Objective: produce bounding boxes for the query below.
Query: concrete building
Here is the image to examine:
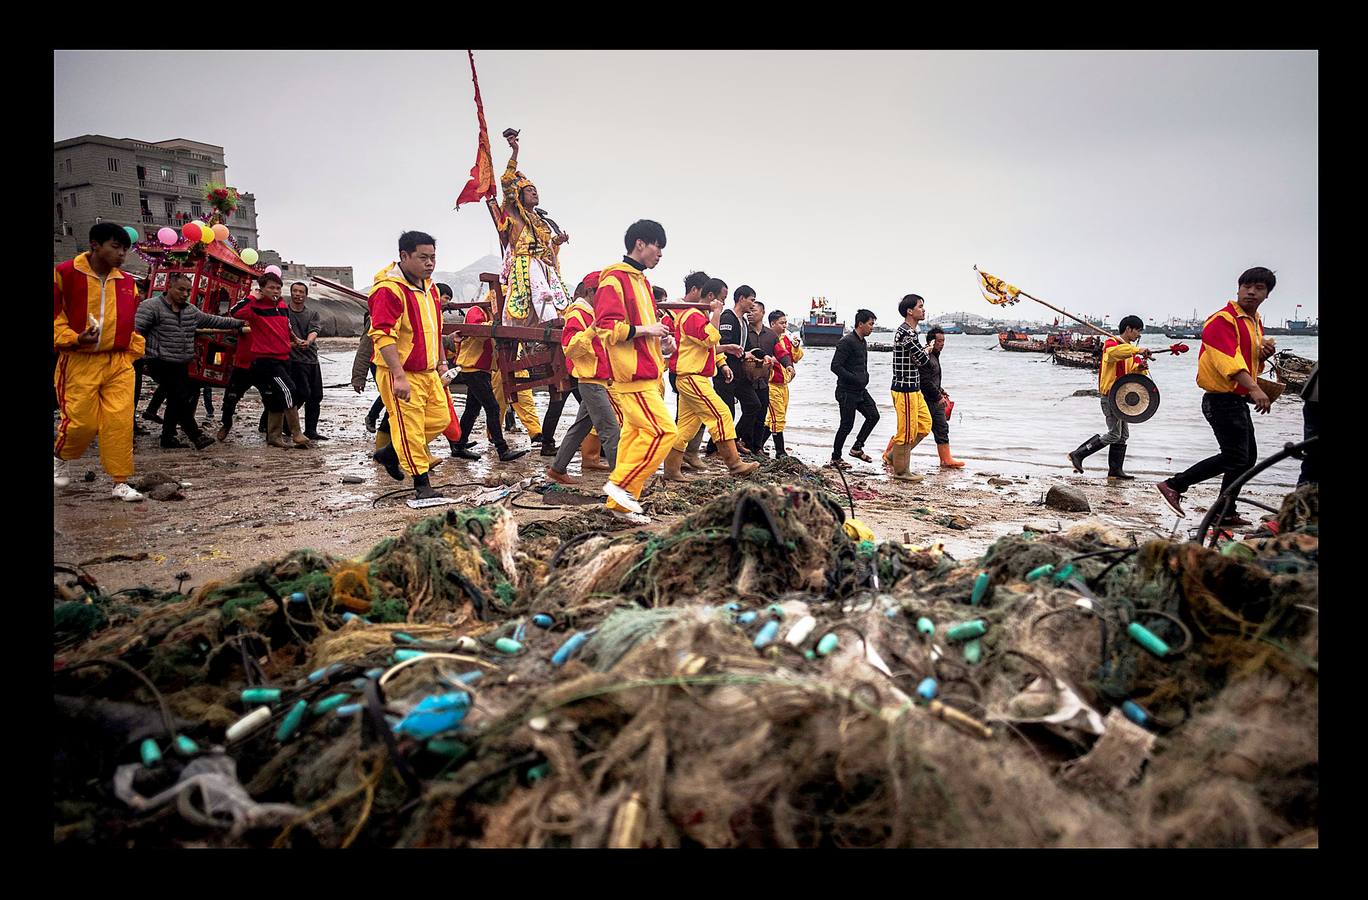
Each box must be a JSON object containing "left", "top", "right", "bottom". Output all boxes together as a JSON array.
[
  {"left": 54, "top": 134, "right": 260, "bottom": 270},
  {"left": 257, "top": 250, "right": 354, "bottom": 289}
]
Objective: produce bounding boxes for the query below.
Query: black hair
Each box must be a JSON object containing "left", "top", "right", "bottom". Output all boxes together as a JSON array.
[
  {"left": 167, "top": 271, "right": 192, "bottom": 286},
  {"left": 573, "top": 281, "right": 590, "bottom": 299},
  {"left": 290, "top": 281, "right": 309, "bottom": 294},
  {"left": 684, "top": 270, "right": 710, "bottom": 294},
  {"left": 855, "top": 309, "right": 877, "bottom": 326},
  {"left": 258, "top": 272, "right": 283, "bottom": 287},
  {"left": 750, "top": 299, "right": 765, "bottom": 312},
  {"left": 701, "top": 277, "right": 728, "bottom": 298},
  {"left": 623, "top": 219, "right": 666, "bottom": 252},
  {"left": 768, "top": 309, "right": 787, "bottom": 324},
  {"left": 436, "top": 282, "right": 453, "bottom": 299},
  {"left": 898, "top": 294, "right": 925, "bottom": 317},
  {"left": 926, "top": 325, "right": 945, "bottom": 340},
  {"left": 733, "top": 285, "right": 756, "bottom": 303},
  {"left": 1238, "top": 267, "right": 1277, "bottom": 293},
  {"left": 653, "top": 285, "right": 668, "bottom": 301},
  {"left": 89, "top": 221, "right": 130, "bottom": 248},
  {"left": 1118, "top": 315, "right": 1144, "bottom": 333},
  {"left": 398, "top": 231, "right": 437, "bottom": 254}
]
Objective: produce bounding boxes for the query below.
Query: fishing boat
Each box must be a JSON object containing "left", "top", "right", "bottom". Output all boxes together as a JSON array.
[
  {"left": 868, "top": 341, "right": 894, "bottom": 353},
  {"left": 1051, "top": 349, "right": 1099, "bottom": 370},
  {"left": 801, "top": 296, "right": 845, "bottom": 347},
  {"left": 998, "top": 330, "right": 1049, "bottom": 353},
  {"left": 1269, "top": 350, "right": 1314, "bottom": 392},
  {"left": 1044, "top": 332, "right": 1103, "bottom": 355}
]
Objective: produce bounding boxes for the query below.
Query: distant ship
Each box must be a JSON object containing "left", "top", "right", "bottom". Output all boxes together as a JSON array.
[{"left": 801, "top": 297, "right": 846, "bottom": 347}]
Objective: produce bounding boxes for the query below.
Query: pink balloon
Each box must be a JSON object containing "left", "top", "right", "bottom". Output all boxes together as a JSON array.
[
  {"left": 157, "top": 227, "right": 178, "bottom": 246},
  {"left": 264, "top": 265, "right": 282, "bottom": 277}
]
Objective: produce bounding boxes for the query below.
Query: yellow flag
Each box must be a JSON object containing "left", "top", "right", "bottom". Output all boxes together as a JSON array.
[{"left": 974, "top": 266, "right": 1022, "bottom": 306}]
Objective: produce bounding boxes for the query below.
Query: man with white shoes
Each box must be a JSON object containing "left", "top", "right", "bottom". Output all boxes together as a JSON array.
[{"left": 54, "top": 223, "right": 147, "bottom": 501}]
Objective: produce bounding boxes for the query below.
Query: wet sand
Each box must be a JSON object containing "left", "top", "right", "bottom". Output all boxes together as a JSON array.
[{"left": 53, "top": 340, "right": 1260, "bottom": 596}]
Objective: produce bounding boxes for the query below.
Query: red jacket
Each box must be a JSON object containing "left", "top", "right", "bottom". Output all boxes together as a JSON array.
[{"left": 232, "top": 295, "right": 291, "bottom": 360}]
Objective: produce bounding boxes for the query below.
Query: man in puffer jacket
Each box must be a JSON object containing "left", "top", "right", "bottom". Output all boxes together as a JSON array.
[{"left": 134, "top": 271, "right": 247, "bottom": 449}]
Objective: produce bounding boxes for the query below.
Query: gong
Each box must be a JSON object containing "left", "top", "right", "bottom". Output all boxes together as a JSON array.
[{"left": 1109, "top": 373, "right": 1160, "bottom": 423}]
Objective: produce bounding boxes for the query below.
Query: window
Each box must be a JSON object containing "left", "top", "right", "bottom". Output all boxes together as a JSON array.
[
  {"left": 64, "top": 158, "right": 72, "bottom": 173},
  {"left": 111, "top": 192, "right": 123, "bottom": 207},
  {"left": 160, "top": 165, "right": 173, "bottom": 182},
  {"left": 191, "top": 202, "right": 203, "bottom": 218},
  {"left": 164, "top": 199, "right": 174, "bottom": 219},
  {"left": 68, "top": 192, "right": 78, "bottom": 208},
  {"left": 187, "top": 171, "right": 199, "bottom": 186},
  {"left": 107, "top": 157, "right": 119, "bottom": 172}
]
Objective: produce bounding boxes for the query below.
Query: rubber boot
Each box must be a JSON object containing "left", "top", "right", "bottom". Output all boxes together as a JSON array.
[
  {"left": 373, "top": 443, "right": 404, "bottom": 481},
  {"left": 266, "top": 412, "right": 290, "bottom": 448},
  {"left": 681, "top": 449, "right": 706, "bottom": 470},
  {"left": 258, "top": 410, "right": 268, "bottom": 433},
  {"left": 450, "top": 438, "right": 480, "bottom": 461},
  {"left": 663, "top": 448, "right": 693, "bottom": 483},
  {"left": 284, "top": 408, "right": 312, "bottom": 448},
  {"left": 580, "top": 434, "right": 610, "bottom": 470},
  {"left": 937, "top": 443, "right": 966, "bottom": 468},
  {"left": 1068, "top": 434, "right": 1106, "bottom": 473},
  {"left": 889, "top": 443, "right": 923, "bottom": 482},
  {"left": 773, "top": 433, "right": 787, "bottom": 458},
  {"left": 413, "top": 471, "right": 442, "bottom": 500},
  {"left": 719, "top": 439, "right": 759, "bottom": 475},
  {"left": 215, "top": 422, "right": 230, "bottom": 442},
  {"left": 1107, "top": 442, "right": 1135, "bottom": 480}
]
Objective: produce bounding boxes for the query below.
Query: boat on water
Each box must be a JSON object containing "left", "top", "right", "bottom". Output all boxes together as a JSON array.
[
  {"left": 1052, "top": 349, "right": 1099, "bottom": 370},
  {"left": 963, "top": 323, "right": 998, "bottom": 335},
  {"left": 868, "top": 341, "right": 894, "bottom": 353},
  {"left": 998, "top": 330, "right": 1050, "bottom": 353},
  {"left": 1044, "top": 332, "right": 1103, "bottom": 355},
  {"left": 1269, "top": 350, "right": 1314, "bottom": 392},
  {"left": 801, "top": 297, "right": 845, "bottom": 347}
]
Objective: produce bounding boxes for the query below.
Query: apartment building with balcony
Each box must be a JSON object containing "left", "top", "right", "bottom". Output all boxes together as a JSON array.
[{"left": 54, "top": 135, "right": 260, "bottom": 271}]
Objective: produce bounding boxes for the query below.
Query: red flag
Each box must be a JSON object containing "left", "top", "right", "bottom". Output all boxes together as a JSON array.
[{"left": 455, "top": 50, "right": 496, "bottom": 208}]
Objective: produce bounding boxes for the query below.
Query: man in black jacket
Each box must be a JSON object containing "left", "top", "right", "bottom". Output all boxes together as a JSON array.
[
  {"left": 919, "top": 326, "right": 965, "bottom": 467},
  {"left": 714, "top": 285, "right": 763, "bottom": 454},
  {"left": 829, "top": 309, "right": 879, "bottom": 468}
]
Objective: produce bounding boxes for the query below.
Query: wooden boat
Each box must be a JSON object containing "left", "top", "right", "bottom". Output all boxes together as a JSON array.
[
  {"left": 1045, "top": 332, "right": 1103, "bottom": 354},
  {"left": 998, "top": 330, "right": 1049, "bottom": 353},
  {"left": 1269, "top": 350, "right": 1314, "bottom": 392},
  {"left": 868, "top": 341, "right": 894, "bottom": 352},
  {"left": 1052, "top": 349, "right": 1100, "bottom": 370}
]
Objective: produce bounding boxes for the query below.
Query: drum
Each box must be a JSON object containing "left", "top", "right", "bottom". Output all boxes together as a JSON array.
[{"left": 1108, "top": 373, "right": 1160, "bottom": 423}]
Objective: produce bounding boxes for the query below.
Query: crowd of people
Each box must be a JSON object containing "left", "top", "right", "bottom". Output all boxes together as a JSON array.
[{"left": 54, "top": 188, "right": 1316, "bottom": 523}]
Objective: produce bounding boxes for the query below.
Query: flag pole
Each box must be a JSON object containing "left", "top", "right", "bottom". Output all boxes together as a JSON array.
[{"left": 1015, "top": 290, "right": 1119, "bottom": 342}]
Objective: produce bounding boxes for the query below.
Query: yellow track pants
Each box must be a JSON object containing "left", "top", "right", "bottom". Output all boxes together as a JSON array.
[
  {"left": 54, "top": 350, "right": 137, "bottom": 480},
  {"left": 673, "top": 373, "right": 736, "bottom": 451},
  {"left": 377, "top": 368, "right": 452, "bottom": 477},
  {"left": 884, "top": 389, "right": 932, "bottom": 458},
  {"left": 605, "top": 387, "right": 679, "bottom": 510}
]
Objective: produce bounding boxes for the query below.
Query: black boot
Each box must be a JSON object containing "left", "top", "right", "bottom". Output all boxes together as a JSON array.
[
  {"left": 413, "top": 471, "right": 442, "bottom": 500},
  {"left": 773, "top": 433, "right": 787, "bottom": 457},
  {"left": 373, "top": 443, "right": 404, "bottom": 481},
  {"left": 258, "top": 410, "right": 268, "bottom": 433},
  {"left": 449, "top": 439, "right": 480, "bottom": 461},
  {"left": 498, "top": 444, "right": 529, "bottom": 462},
  {"left": 1108, "top": 442, "right": 1135, "bottom": 479},
  {"left": 1068, "top": 434, "right": 1106, "bottom": 473}
]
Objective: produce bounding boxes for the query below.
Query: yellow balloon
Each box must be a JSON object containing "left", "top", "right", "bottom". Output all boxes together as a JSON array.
[
  {"left": 240, "top": 248, "right": 259, "bottom": 265},
  {"left": 200, "top": 226, "right": 215, "bottom": 244},
  {"left": 212, "top": 223, "right": 230, "bottom": 242}
]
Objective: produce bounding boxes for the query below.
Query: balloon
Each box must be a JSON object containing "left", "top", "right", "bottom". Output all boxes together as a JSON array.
[
  {"left": 200, "top": 227, "right": 215, "bottom": 244},
  {"left": 123, "top": 226, "right": 140, "bottom": 245},
  {"left": 239, "top": 248, "right": 259, "bottom": 265},
  {"left": 212, "top": 223, "right": 230, "bottom": 242},
  {"left": 182, "top": 222, "right": 202, "bottom": 242},
  {"left": 264, "top": 265, "right": 282, "bottom": 277},
  {"left": 157, "top": 227, "right": 177, "bottom": 246},
  {"left": 191, "top": 220, "right": 207, "bottom": 230}
]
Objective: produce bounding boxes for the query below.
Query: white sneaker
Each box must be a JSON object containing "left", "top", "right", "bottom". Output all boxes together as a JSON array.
[
  {"left": 603, "top": 481, "right": 644, "bottom": 514},
  {"left": 54, "top": 458, "right": 71, "bottom": 488},
  {"left": 610, "top": 509, "right": 651, "bottom": 526},
  {"left": 112, "top": 482, "right": 145, "bottom": 502}
]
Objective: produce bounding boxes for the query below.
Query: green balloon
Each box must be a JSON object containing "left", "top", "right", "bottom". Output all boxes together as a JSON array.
[{"left": 123, "top": 225, "right": 140, "bottom": 245}]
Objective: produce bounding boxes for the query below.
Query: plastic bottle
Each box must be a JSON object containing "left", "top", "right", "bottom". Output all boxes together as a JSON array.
[
  {"left": 946, "top": 619, "right": 987, "bottom": 642},
  {"left": 916, "top": 678, "right": 938, "bottom": 701},
  {"left": 1121, "top": 700, "right": 1149, "bottom": 727},
  {"left": 766, "top": 605, "right": 786, "bottom": 619},
  {"left": 288, "top": 591, "right": 308, "bottom": 605},
  {"left": 140, "top": 738, "right": 162, "bottom": 768},
  {"left": 173, "top": 734, "right": 199, "bottom": 756},
  {"left": 916, "top": 617, "right": 935, "bottom": 635},
  {"left": 785, "top": 615, "right": 818, "bottom": 647},
  {"left": 753, "top": 620, "right": 780, "bottom": 649},
  {"left": 307, "top": 662, "right": 345, "bottom": 683},
  {"left": 532, "top": 614, "right": 554, "bottom": 629},
  {"left": 393, "top": 632, "right": 417, "bottom": 644},
  {"left": 970, "top": 571, "right": 991, "bottom": 605},
  {"left": 334, "top": 703, "right": 364, "bottom": 717},
  {"left": 226, "top": 706, "right": 272, "bottom": 742},
  {"left": 312, "top": 694, "right": 350, "bottom": 716},
  {"left": 963, "top": 639, "right": 983, "bottom": 664},
  {"left": 737, "top": 611, "right": 759, "bottom": 626},
  {"left": 241, "top": 687, "right": 282, "bottom": 704},
  {"left": 394, "top": 649, "right": 427, "bottom": 662},
  {"left": 495, "top": 637, "right": 523, "bottom": 654},
  {"left": 1026, "top": 564, "right": 1055, "bottom": 582},
  {"left": 816, "top": 633, "right": 840, "bottom": 657},
  {"left": 1051, "top": 563, "right": 1076, "bottom": 585}
]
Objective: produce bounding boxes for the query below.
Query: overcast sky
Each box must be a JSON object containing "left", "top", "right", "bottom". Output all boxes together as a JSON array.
[{"left": 55, "top": 50, "right": 1317, "bottom": 326}]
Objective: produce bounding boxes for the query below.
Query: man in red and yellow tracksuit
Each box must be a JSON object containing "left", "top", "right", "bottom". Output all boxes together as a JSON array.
[
  {"left": 367, "top": 232, "right": 457, "bottom": 499},
  {"left": 764, "top": 309, "right": 803, "bottom": 458},
  {"left": 53, "top": 224, "right": 146, "bottom": 501},
  {"left": 667, "top": 280, "right": 758, "bottom": 481},
  {"left": 593, "top": 220, "right": 678, "bottom": 521},
  {"left": 1158, "top": 267, "right": 1278, "bottom": 525},
  {"left": 1067, "top": 315, "right": 1151, "bottom": 479},
  {"left": 545, "top": 272, "right": 623, "bottom": 485}
]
